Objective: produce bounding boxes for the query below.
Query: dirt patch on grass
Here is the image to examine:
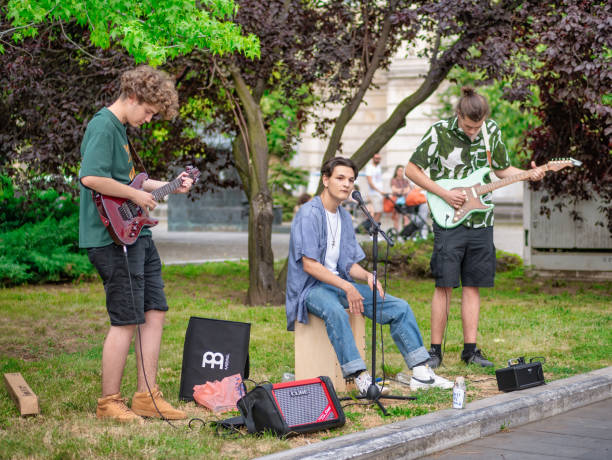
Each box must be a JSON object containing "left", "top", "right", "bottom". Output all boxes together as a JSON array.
[
  {"left": 521, "top": 275, "right": 612, "bottom": 297},
  {"left": 0, "top": 313, "right": 107, "bottom": 361}
]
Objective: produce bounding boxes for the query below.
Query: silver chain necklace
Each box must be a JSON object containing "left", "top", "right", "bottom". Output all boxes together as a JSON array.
[{"left": 325, "top": 209, "right": 339, "bottom": 247}]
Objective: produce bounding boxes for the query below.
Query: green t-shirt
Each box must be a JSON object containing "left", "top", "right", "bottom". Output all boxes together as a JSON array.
[
  {"left": 78, "top": 107, "right": 151, "bottom": 248},
  {"left": 409, "top": 116, "right": 511, "bottom": 228}
]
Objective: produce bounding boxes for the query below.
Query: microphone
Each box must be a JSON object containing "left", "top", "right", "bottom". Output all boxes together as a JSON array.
[{"left": 351, "top": 190, "right": 365, "bottom": 205}]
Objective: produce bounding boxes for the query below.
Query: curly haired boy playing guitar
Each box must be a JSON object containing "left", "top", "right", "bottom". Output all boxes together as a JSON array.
[{"left": 79, "top": 66, "right": 193, "bottom": 422}]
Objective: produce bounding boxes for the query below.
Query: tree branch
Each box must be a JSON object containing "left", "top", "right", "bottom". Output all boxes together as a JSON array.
[
  {"left": 349, "top": 43, "right": 464, "bottom": 171},
  {"left": 316, "top": 0, "right": 399, "bottom": 191},
  {"left": 59, "top": 22, "right": 113, "bottom": 61},
  {"left": 229, "top": 64, "right": 269, "bottom": 194},
  {"left": 0, "top": 4, "right": 57, "bottom": 38}
]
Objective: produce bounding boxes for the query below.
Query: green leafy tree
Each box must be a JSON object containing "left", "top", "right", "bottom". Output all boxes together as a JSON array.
[
  {"left": 1, "top": 0, "right": 259, "bottom": 196},
  {"left": 4, "top": 0, "right": 259, "bottom": 63},
  {"left": 263, "top": 88, "right": 310, "bottom": 221}
]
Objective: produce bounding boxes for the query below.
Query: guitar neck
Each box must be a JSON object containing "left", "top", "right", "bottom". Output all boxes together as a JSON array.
[
  {"left": 151, "top": 177, "right": 183, "bottom": 202},
  {"left": 475, "top": 164, "right": 548, "bottom": 195}
]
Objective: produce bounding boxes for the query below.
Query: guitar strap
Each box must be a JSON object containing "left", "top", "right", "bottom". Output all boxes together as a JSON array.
[
  {"left": 481, "top": 121, "right": 492, "bottom": 167},
  {"left": 127, "top": 138, "right": 148, "bottom": 176}
]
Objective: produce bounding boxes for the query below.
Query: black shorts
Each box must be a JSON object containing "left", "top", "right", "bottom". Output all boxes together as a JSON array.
[
  {"left": 87, "top": 236, "right": 168, "bottom": 326},
  {"left": 430, "top": 223, "right": 496, "bottom": 288}
]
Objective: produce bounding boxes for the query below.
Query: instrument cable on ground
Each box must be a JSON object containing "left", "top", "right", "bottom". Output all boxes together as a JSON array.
[
  {"left": 440, "top": 214, "right": 451, "bottom": 366},
  {"left": 122, "top": 244, "right": 178, "bottom": 429}
]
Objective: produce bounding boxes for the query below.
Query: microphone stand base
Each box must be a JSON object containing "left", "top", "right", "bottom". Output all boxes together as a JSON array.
[{"left": 339, "top": 387, "right": 417, "bottom": 417}]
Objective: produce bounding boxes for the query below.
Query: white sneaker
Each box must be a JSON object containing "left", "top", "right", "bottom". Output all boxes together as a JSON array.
[
  {"left": 410, "top": 365, "right": 454, "bottom": 390},
  {"left": 354, "top": 371, "right": 389, "bottom": 396}
]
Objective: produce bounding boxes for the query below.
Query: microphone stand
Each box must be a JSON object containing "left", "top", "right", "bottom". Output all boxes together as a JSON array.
[{"left": 341, "top": 198, "right": 416, "bottom": 415}]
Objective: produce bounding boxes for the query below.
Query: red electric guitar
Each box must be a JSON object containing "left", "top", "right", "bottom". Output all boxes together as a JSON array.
[{"left": 93, "top": 166, "right": 200, "bottom": 245}]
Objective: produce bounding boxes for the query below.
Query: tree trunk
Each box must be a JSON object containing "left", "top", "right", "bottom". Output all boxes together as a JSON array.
[
  {"left": 276, "top": 256, "right": 289, "bottom": 292},
  {"left": 230, "top": 66, "right": 284, "bottom": 305},
  {"left": 350, "top": 55, "right": 455, "bottom": 170},
  {"left": 246, "top": 191, "right": 284, "bottom": 305}
]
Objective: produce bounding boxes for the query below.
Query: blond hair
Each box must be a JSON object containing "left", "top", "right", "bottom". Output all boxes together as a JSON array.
[{"left": 120, "top": 65, "right": 179, "bottom": 120}]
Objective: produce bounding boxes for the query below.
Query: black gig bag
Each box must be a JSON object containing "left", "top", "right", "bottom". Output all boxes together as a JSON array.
[{"left": 179, "top": 316, "right": 250, "bottom": 401}]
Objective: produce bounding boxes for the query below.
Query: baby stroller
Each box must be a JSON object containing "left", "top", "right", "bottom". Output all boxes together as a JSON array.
[{"left": 385, "top": 195, "right": 431, "bottom": 244}]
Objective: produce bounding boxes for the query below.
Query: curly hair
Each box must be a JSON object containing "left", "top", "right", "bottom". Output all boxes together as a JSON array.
[{"left": 120, "top": 65, "right": 179, "bottom": 120}]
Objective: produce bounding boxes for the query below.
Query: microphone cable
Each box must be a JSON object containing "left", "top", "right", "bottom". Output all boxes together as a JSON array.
[
  {"left": 376, "top": 240, "right": 391, "bottom": 394},
  {"left": 122, "top": 244, "right": 178, "bottom": 429},
  {"left": 439, "top": 214, "right": 452, "bottom": 366}
]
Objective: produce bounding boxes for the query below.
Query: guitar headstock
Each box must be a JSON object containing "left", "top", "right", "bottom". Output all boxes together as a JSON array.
[
  {"left": 185, "top": 165, "right": 201, "bottom": 184},
  {"left": 546, "top": 157, "right": 582, "bottom": 172}
]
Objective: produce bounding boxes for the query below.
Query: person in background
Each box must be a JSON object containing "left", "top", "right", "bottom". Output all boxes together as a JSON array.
[
  {"left": 364, "top": 153, "right": 385, "bottom": 224},
  {"left": 390, "top": 165, "right": 429, "bottom": 239},
  {"left": 390, "top": 165, "right": 410, "bottom": 232},
  {"left": 293, "top": 192, "right": 312, "bottom": 216}
]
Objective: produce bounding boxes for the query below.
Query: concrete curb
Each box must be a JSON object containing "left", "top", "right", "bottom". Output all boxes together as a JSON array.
[{"left": 257, "top": 366, "right": 612, "bottom": 460}]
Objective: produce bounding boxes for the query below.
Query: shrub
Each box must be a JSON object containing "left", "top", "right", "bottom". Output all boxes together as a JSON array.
[
  {"left": 0, "top": 214, "right": 95, "bottom": 286},
  {"left": 495, "top": 250, "right": 523, "bottom": 272},
  {"left": 0, "top": 175, "right": 79, "bottom": 232},
  {"left": 359, "top": 239, "right": 434, "bottom": 278},
  {"left": 0, "top": 176, "right": 94, "bottom": 286},
  {"left": 359, "top": 238, "right": 522, "bottom": 278}
]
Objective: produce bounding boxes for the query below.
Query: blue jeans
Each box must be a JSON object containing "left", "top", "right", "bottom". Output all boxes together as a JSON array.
[{"left": 304, "top": 282, "right": 430, "bottom": 377}]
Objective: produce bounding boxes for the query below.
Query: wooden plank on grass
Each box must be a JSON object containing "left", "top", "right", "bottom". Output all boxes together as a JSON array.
[{"left": 3, "top": 373, "right": 39, "bottom": 416}]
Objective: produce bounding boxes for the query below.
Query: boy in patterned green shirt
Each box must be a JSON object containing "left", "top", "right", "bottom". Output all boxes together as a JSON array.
[{"left": 405, "top": 87, "right": 544, "bottom": 368}]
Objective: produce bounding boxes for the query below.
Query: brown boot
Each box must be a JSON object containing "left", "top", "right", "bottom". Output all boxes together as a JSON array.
[
  {"left": 131, "top": 386, "right": 187, "bottom": 420},
  {"left": 97, "top": 393, "right": 144, "bottom": 424}
]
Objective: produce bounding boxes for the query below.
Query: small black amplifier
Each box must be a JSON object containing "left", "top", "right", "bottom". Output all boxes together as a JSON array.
[{"left": 495, "top": 357, "right": 545, "bottom": 392}]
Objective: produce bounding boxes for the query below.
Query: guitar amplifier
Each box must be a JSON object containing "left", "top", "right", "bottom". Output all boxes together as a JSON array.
[
  {"left": 495, "top": 357, "right": 545, "bottom": 392},
  {"left": 270, "top": 377, "right": 344, "bottom": 432},
  {"left": 237, "top": 376, "right": 345, "bottom": 436}
]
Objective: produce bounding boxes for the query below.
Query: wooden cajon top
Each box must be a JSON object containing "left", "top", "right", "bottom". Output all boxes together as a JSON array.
[{"left": 4, "top": 372, "right": 40, "bottom": 416}]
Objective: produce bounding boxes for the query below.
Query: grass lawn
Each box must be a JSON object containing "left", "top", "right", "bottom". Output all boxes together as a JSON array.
[{"left": 1, "top": 260, "right": 610, "bottom": 459}]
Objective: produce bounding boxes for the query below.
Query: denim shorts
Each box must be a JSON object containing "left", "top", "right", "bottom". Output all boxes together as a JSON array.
[
  {"left": 430, "top": 223, "right": 496, "bottom": 288},
  {"left": 87, "top": 236, "right": 168, "bottom": 326}
]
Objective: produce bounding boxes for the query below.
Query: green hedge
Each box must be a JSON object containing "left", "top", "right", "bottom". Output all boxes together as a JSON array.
[
  {"left": 0, "top": 176, "right": 94, "bottom": 286},
  {"left": 359, "top": 238, "right": 522, "bottom": 278},
  {"left": 0, "top": 214, "right": 95, "bottom": 286},
  {"left": 0, "top": 175, "right": 79, "bottom": 232}
]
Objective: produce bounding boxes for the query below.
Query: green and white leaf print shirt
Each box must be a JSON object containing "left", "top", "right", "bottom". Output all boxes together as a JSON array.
[{"left": 409, "top": 117, "right": 511, "bottom": 228}]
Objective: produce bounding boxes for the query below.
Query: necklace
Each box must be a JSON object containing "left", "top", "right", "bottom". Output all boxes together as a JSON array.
[{"left": 325, "top": 209, "right": 340, "bottom": 248}]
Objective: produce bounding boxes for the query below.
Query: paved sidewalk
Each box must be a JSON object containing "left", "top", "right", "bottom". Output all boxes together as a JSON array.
[
  {"left": 257, "top": 367, "right": 612, "bottom": 460},
  {"left": 150, "top": 221, "right": 524, "bottom": 265},
  {"left": 423, "top": 398, "right": 612, "bottom": 459}
]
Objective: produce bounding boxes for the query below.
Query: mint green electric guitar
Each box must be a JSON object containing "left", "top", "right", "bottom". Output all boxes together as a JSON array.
[{"left": 427, "top": 158, "right": 582, "bottom": 228}]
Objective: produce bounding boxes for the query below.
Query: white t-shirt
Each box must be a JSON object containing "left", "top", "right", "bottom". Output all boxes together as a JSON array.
[
  {"left": 324, "top": 209, "right": 341, "bottom": 274},
  {"left": 365, "top": 162, "right": 383, "bottom": 197}
]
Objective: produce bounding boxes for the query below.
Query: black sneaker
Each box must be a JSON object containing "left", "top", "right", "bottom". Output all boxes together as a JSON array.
[
  {"left": 461, "top": 348, "right": 494, "bottom": 367},
  {"left": 425, "top": 348, "right": 442, "bottom": 369}
]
